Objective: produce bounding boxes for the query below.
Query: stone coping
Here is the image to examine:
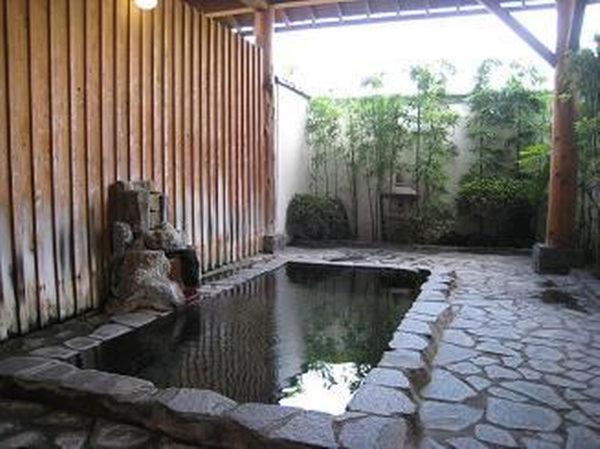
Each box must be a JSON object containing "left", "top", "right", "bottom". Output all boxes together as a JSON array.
[{"left": 0, "top": 256, "right": 456, "bottom": 448}]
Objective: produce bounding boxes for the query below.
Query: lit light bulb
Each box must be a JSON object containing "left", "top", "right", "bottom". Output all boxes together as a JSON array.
[{"left": 134, "top": 0, "right": 158, "bottom": 10}]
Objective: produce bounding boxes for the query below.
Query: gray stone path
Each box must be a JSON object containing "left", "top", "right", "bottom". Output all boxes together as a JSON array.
[
  {"left": 0, "top": 397, "right": 204, "bottom": 448},
  {"left": 415, "top": 253, "right": 600, "bottom": 449},
  {"left": 0, "top": 245, "right": 599, "bottom": 448},
  {"left": 284, "top": 246, "right": 600, "bottom": 448}
]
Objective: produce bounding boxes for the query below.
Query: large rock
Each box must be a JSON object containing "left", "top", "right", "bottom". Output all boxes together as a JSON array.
[
  {"left": 108, "top": 250, "right": 185, "bottom": 313},
  {"left": 144, "top": 222, "right": 185, "bottom": 252}
]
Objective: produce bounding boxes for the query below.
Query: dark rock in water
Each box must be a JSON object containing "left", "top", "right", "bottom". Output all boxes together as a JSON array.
[
  {"left": 107, "top": 250, "right": 185, "bottom": 313},
  {"left": 167, "top": 247, "right": 201, "bottom": 288},
  {"left": 107, "top": 180, "right": 199, "bottom": 313}
]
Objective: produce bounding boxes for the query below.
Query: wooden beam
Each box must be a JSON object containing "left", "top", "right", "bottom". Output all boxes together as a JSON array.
[
  {"left": 476, "top": 0, "right": 556, "bottom": 66},
  {"left": 239, "top": 0, "right": 269, "bottom": 10},
  {"left": 568, "top": 0, "right": 587, "bottom": 50},
  {"left": 204, "top": 0, "right": 355, "bottom": 18}
]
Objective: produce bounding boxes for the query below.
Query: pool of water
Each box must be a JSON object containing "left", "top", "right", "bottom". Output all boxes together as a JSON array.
[{"left": 78, "top": 263, "right": 423, "bottom": 414}]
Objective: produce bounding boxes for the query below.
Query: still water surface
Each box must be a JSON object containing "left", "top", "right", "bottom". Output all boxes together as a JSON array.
[{"left": 81, "top": 263, "right": 421, "bottom": 414}]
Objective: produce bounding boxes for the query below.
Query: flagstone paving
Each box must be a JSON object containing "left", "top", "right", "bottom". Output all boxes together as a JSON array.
[
  {"left": 284, "top": 246, "right": 600, "bottom": 448},
  {"left": 0, "top": 245, "right": 599, "bottom": 448}
]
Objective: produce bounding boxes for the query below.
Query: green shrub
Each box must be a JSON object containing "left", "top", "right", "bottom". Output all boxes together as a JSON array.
[
  {"left": 457, "top": 176, "right": 535, "bottom": 245},
  {"left": 286, "top": 194, "right": 351, "bottom": 241},
  {"left": 457, "top": 177, "right": 531, "bottom": 211},
  {"left": 392, "top": 202, "right": 455, "bottom": 244}
]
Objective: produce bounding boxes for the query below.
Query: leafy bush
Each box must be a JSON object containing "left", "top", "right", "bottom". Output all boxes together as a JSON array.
[
  {"left": 286, "top": 194, "right": 351, "bottom": 241},
  {"left": 402, "top": 202, "right": 456, "bottom": 244},
  {"left": 458, "top": 177, "right": 531, "bottom": 210},
  {"left": 457, "top": 177, "right": 535, "bottom": 245}
]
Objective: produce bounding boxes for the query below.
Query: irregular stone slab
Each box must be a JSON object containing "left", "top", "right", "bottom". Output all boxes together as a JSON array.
[
  {"left": 389, "top": 332, "right": 429, "bottom": 352},
  {"left": 226, "top": 403, "right": 300, "bottom": 433},
  {"left": 29, "top": 345, "right": 79, "bottom": 360},
  {"left": 418, "top": 291, "right": 447, "bottom": 301},
  {"left": 531, "top": 329, "right": 590, "bottom": 344},
  {"left": 539, "top": 433, "right": 563, "bottom": 444},
  {"left": 566, "top": 389, "right": 588, "bottom": 401},
  {"left": 269, "top": 411, "right": 336, "bottom": 448},
  {"left": 420, "top": 401, "right": 483, "bottom": 431},
  {"left": 488, "top": 387, "right": 528, "bottom": 403},
  {"left": 566, "top": 426, "right": 600, "bottom": 449},
  {"left": 34, "top": 410, "right": 92, "bottom": 428},
  {"left": 443, "top": 330, "right": 475, "bottom": 348},
  {"left": 487, "top": 398, "right": 561, "bottom": 431},
  {"left": 465, "top": 376, "right": 491, "bottom": 392},
  {"left": 110, "top": 311, "right": 158, "bottom": 328},
  {"left": 502, "top": 356, "right": 523, "bottom": 368},
  {"left": 484, "top": 365, "right": 522, "bottom": 380},
  {"left": 528, "top": 360, "right": 564, "bottom": 374},
  {"left": 0, "top": 431, "right": 47, "bottom": 448},
  {"left": 17, "top": 359, "right": 78, "bottom": 384},
  {"left": 447, "top": 362, "right": 481, "bottom": 375},
  {"left": 379, "top": 350, "right": 425, "bottom": 373},
  {"left": 519, "top": 367, "right": 543, "bottom": 380},
  {"left": 472, "top": 356, "right": 497, "bottom": 367},
  {"left": 364, "top": 367, "right": 410, "bottom": 389},
  {"left": 564, "top": 360, "right": 591, "bottom": 371},
  {"left": 0, "top": 399, "right": 49, "bottom": 417},
  {"left": 91, "top": 420, "right": 151, "bottom": 449},
  {"left": 88, "top": 324, "right": 130, "bottom": 341},
  {"left": 338, "top": 415, "right": 407, "bottom": 449},
  {"left": 471, "top": 326, "right": 521, "bottom": 341},
  {"left": 566, "top": 371, "right": 594, "bottom": 383},
  {"left": 397, "top": 319, "right": 433, "bottom": 337},
  {"left": 447, "top": 436, "right": 488, "bottom": 449},
  {"left": 543, "top": 374, "right": 586, "bottom": 390},
  {"left": 410, "top": 301, "right": 449, "bottom": 317},
  {"left": 0, "top": 422, "right": 17, "bottom": 436},
  {"left": 421, "top": 369, "right": 476, "bottom": 402},
  {"left": 576, "top": 401, "right": 600, "bottom": 417},
  {"left": 501, "top": 381, "right": 570, "bottom": 409},
  {"left": 0, "top": 356, "right": 55, "bottom": 377},
  {"left": 566, "top": 410, "right": 600, "bottom": 429},
  {"left": 435, "top": 343, "right": 478, "bottom": 365},
  {"left": 63, "top": 336, "right": 101, "bottom": 351},
  {"left": 451, "top": 318, "right": 485, "bottom": 330},
  {"left": 348, "top": 384, "right": 415, "bottom": 416},
  {"left": 54, "top": 431, "right": 88, "bottom": 449},
  {"left": 420, "top": 437, "right": 445, "bottom": 449},
  {"left": 157, "top": 388, "right": 236, "bottom": 417},
  {"left": 525, "top": 345, "right": 564, "bottom": 362},
  {"left": 522, "top": 437, "right": 560, "bottom": 449},
  {"left": 476, "top": 342, "right": 518, "bottom": 357},
  {"left": 475, "top": 423, "right": 517, "bottom": 447}
]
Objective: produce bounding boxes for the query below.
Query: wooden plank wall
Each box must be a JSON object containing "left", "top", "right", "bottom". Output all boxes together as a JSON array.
[{"left": 0, "top": 0, "right": 266, "bottom": 340}]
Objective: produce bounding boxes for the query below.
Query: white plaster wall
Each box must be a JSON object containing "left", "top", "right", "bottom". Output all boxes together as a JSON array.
[{"left": 275, "top": 81, "right": 311, "bottom": 237}]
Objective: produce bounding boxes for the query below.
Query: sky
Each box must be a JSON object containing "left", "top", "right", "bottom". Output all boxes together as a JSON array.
[{"left": 272, "top": 4, "right": 600, "bottom": 96}]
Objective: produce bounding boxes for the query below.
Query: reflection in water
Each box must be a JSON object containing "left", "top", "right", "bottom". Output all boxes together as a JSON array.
[
  {"left": 280, "top": 362, "right": 363, "bottom": 414},
  {"left": 80, "top": 263, "right": 421, "bottom": 414}
]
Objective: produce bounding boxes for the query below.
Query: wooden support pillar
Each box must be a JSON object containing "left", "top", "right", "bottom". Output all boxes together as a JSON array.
[
  {"left": 534, "top": 0, "right": 584, "bottom": 273},
  {"left": 254, "top": 6, "right": 278, "bottom": 248},
  {"left": 546, "top": 0, "right": 577, "bottom": 249}
]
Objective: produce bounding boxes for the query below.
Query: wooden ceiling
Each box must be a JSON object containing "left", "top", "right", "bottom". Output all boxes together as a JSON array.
[{"left": 187, "top": 0, "right": 594, "bottom": 34}]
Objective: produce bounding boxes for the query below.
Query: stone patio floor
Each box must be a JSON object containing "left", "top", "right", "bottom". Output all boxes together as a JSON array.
[{"left": 1, "top": 245, "right": 599, "bottom": 448}]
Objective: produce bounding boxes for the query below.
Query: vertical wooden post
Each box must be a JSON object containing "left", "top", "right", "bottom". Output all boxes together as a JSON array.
[
  {"left": 534, "top": 0, "right": 582, "bottom": 273},
  {"left": 254, "top": 6, "right": 276, "bottom": 239},
  {"left": 546, "top": 0, "right": 577, "bottom": 249}
]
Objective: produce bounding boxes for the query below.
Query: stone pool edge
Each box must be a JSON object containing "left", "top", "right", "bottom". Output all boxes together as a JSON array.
[{"left": 0, "top": 257, "right": 456, "bottom": 449}]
